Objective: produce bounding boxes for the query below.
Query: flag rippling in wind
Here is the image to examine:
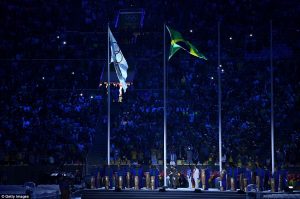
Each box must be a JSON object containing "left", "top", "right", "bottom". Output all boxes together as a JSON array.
[
  {"left": 166, "top": 26, "right": 207, "bottom": 60},
  {"left": 109, "top": 28, "right": 129, "bottom": 92}
]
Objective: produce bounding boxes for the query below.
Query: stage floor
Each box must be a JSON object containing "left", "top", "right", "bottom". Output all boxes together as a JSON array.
[
  {"left": 1, "top": 185, "right": 299, "bottom": 199},
  {"left": 78, "top": 189, "right": 247, "bottom": 199},
  {"left": 76, "top": 188, "right": 300, "bottom": 199}
]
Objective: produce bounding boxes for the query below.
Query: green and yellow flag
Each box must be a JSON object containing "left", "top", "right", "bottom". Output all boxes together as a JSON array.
[{"left": 166, "top": 26, "right": 207, "bottom": 60}]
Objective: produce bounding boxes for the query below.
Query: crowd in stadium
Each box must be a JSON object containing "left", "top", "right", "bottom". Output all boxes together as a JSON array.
[{"left": 0, "top": 0, "right": 299, "bottom": 187}]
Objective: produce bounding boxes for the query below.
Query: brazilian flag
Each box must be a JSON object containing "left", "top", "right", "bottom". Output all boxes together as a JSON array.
[{"left": 166, "top": 26, "right": 207, "bottom": 60}]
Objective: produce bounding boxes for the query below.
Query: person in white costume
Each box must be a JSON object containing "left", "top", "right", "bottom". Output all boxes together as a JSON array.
[
  {"left": 187, "top": 166, "right": 192, "bottom": 189},
  {"left": 193, "top": 165, "right": 200, "bottom": 189}
]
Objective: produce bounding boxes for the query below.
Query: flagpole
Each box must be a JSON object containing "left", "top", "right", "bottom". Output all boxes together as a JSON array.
[
  {"left": 107, "top": 24, "right": 111, "bottom": 166},
  {"left": 217, "top": 21, "right": 222, "bottom": 174},
  {"left": 270, "top": 20, "right": 274, "bottom": 174},
  {"left": 163, "top": 23, "right": 167, "bottom": 187}
]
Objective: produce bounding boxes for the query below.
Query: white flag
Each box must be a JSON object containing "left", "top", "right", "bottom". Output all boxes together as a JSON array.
[{"left": 109, "top": 28, "right": 129, "bottom": 92}]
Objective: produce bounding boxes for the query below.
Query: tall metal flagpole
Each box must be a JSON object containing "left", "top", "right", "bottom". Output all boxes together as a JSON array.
[
  {"left": 217, "top": 22, "right": 222, "bottom": 173},
  {"left": 270, "top": 20, "right": 274, "bottom": 174},
  {"left": 163, "top": 23, "right": 167, "bottom": 187},
  {"left": 107, "top": 24, "right": 111, "bottom": 166}
]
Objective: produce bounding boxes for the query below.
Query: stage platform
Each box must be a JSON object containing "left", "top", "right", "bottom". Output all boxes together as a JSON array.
[
  {"left": 1, "top": 185, "right": 299, "bottom": 199},
  {"left": 76, "top": 188, "right": 300, "bottom": 199},
  {"left": 79, "top": 189, "right": 247, "bottom": 199}
]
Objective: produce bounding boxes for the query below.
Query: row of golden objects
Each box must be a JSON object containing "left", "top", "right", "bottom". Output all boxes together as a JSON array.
[
  {"left": 91, "top": 169, "right": 284, "bottom": 192},
  {"left": 90, "top": 171, "right": 156, "bottom": 190},
  {"left": 220, "top": 170, "right": 284, "bottom": 192}
]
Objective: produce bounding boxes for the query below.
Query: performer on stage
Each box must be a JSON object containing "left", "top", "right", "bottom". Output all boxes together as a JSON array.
[
  {"left": 237, "top": 163, "right": 245, "bottom": 190},
  {"left": 116, "top": 164, "right": 124, "bottom": 189},
  {"left": 131, "top": 164, "right": 143, "bottom": 189},
  {"left": 104, "top": 165, "right": 113, "bottom": 189},
  {"left": 220, "top": 169, "right": 227, "bottom": 190},
  {"left": 96, "top": 165, "right": 104, "bottom": 188},
  {"left": 272, "top": 167, "right": 280, "bottom": 192},
  {"left": 228, "top": 165, "right": 238, "bottom": 190},
  {"left": 263, "top": 166, "right": 270, "bottom": 190},
  {"left": 124, "top": 164, "right": 132, "bottom": 188},
  {"left": 208, "top": 167, "right": 214, "bottom": 188},
  {"left": 143, "top": 165, "right": 150, "bottom": 188},
  {"left": 244, "top": 164, "right": 252, "bottom": 190},
  {"left": 193, "top": 165, "right": 200, "bottom": 189},
  {"left": 178, "top": 170, "right": 188, "bottom": 188},
  {"left": 150, "top": 165, "right": 160, "bottom": 189},
  {"left": 255, "top": 164, "right": 264, "bottom": 191},
  {"left": 169, "top": 165, "right": 179, "bottom": 188},
  {"left": 187, "top": 165, "right": 192, "bottom": 188},
  {"left": 280, "top": 165, "right": 288, "bottom": 191}
]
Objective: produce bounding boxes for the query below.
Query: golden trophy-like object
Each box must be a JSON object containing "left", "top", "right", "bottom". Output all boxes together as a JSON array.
[
  {"left": 114, "top": 172, "right": 118, "bottom": 188},
  {"left": 118, "top": 176, "right": 123, "bottom": 189},
  {"left": 230, "top": 177, "right": 235, "bottom": 191},
  {"left": 239, "top": 174, "right": 244, "bottom": 191},
  {"left": 91, "top": 176, "right": 95, "bottom": 189},
  {"left": 271, "top": 178, "right": 275, "bottom": 192},
  {"left": 126, "top": 172, "right": 131, "bottom": 188},
  {"left": 145, "top": 172, "right": 150, "bottom": 189},
  {"left": 201, "top": 169, "right": 206, "bottom": 190},
  {"left": 134, "top": 176, "right": 139, "bottom": 190},
  {"left": 256, "top": 176, "right": 261, "bottom": 191},
  {"left": 105, "top": 176, "right": 110, "bottom": 190},
  {"left": 243, "top": 178, "right": 248, "bottom": 192},
  {"left": 150, "top": 176, "right": 155, "bottom": 190},
  {"left": 278, "top": 174, "right": 282, "bottom": 192},
  {"left": 97, "top": 172, "right": 101, "bottom": 188},
  {"left": 226, "top": 174, "right": 230, "bottom": 190},
  {"left": 220, "top": 170, "right": 226, "bottom": 191}
]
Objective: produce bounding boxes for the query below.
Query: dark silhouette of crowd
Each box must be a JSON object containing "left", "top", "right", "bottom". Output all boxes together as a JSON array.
[{"left": 0, "top": 0, "right": 299, "bottom": 176}]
